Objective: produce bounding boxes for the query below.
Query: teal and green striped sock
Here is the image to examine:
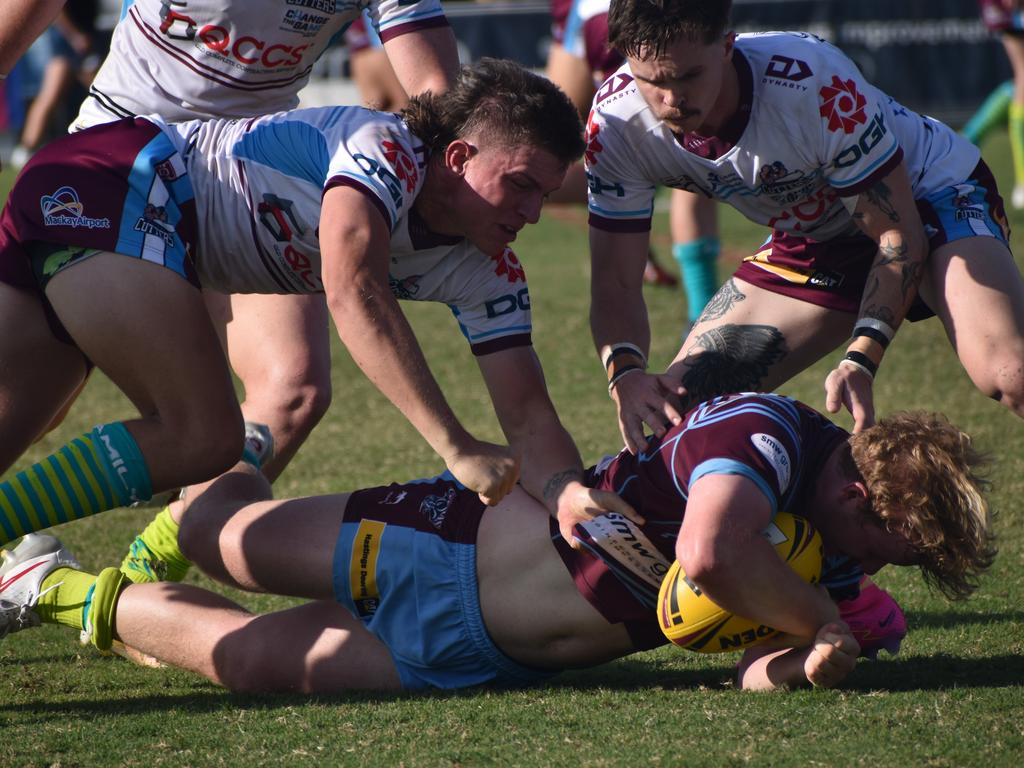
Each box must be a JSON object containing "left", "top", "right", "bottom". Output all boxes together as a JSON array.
[{"left": 0, "top": 422, "right": 153, "bottom": 545}]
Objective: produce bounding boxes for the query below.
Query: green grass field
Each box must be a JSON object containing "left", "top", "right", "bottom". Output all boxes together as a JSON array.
[{"left": 1, "top": 132, "right": 1023, "bottom": 767}]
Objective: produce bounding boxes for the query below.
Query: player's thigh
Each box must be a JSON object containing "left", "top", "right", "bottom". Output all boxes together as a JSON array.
[
  {"left": 0, "top": 281, "right": 89, "bottom": 470},
  {"left": 681, "top": 277, "right": 853, "bottom": 394},
  {"left": 221, "top": 292, "right": 332, "bottom": 403},
  {"left": 920, "top": 236, "right": 1024, "bottom": 384},
  {"left": 181, "top": 492, "right": 350, "bottom": 599},
  {"left": 44, "top": 252, "right": 239, "bottom": 429},
  {"left": 216, "top": 600, "right": 401, "bottom": 693}
]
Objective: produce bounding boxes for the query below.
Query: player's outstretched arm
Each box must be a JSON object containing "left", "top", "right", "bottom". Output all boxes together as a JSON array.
[
  {"left": 0, "top": 0, "right": 66, "bottom": 74},
  {"left": 737, "top": 622, "right": 861, "bottom": 690},
  {"left": 476, "top": 345, "right": 643, "bottom": 540},
  {"left": 320, "top": 186, "right": 519, "bottom": 504},
  {"left": 824, "top": 160, "right": 928, "bottom": 432},
  {"left": 381, "top": 24, "right": 459, "bottom": 98},
  {"left": 590, "top": 227, "right": 684, "bottom": 453}
]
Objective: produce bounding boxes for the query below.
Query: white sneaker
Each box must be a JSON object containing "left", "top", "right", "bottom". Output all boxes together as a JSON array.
[
  {"left": 0, "top": 533, "right": 80, "bottom": 639},
  {"left": 1012, "top": 184, "right": 1024, "bottom": 211}
]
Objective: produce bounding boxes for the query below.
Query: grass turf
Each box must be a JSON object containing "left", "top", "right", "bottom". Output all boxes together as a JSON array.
[{"left": 1, "top": 132, "right": 1023, "bottom": 766}]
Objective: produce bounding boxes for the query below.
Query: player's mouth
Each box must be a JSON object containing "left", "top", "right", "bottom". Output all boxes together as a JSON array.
[{"left": 499, "top": 224, "right": 520, "bottom": 242}]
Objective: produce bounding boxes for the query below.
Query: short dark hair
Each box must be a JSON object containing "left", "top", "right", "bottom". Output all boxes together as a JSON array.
[
  {"left": 401, "top": 57, "right": 584, "bottom": 166},
  {"left": 609, "top": 0, "right": 733, "bottom": 58}
]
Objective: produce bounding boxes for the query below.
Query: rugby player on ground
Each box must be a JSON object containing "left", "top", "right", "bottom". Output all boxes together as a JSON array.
[{"left": 0, "top": 393, "right": 994, "bottom": 692}]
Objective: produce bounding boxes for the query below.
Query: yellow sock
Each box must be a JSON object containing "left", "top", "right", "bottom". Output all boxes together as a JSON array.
[
  {"left": 1009, "top": 102, "right": 1024, "bottom": 186},
  {"left": 120, "top": 506, "right": 191, "bottom": 584},
  {"left": 35, "top": 568, "right": 96, "bottom": 631}
]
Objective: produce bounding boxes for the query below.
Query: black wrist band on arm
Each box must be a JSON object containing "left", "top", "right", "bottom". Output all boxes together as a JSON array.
[{"left": 842, "top": 350, "right": 878, "bottom": 378}]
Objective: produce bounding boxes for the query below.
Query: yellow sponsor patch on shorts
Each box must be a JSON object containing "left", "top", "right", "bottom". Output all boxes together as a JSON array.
[
  {"left": 350, "top": 519, "right": 386, "bottom": 617},
  {"left": 743, "top": 249, "right": 814, "bottom": 285}
]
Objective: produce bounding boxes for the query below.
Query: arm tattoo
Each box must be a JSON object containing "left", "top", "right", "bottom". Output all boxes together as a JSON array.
[
  {"left": 876, "top": 238, "right": 909, "bottom": 268},
  {"left": 696, "top": 278, "right": 747, "bottom": 324},
  {"left": 679, "top": 324, "right": 788, "bottom": 405},
  {"left": 543, "top": 467, "right": 583, "bottom": 504},
  {"left": 860, "top": 303, "right": 897, "bottom": 325},
  {"left": 865, "top": 180, "right": 900, "bottom": 223}
]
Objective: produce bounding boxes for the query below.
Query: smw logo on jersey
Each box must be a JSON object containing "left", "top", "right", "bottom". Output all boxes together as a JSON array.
[{"left": 40, "top": 187, "right": 111, "bottom": 230}]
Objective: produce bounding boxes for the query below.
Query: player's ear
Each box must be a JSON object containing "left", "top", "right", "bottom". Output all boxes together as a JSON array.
[
  {"left": 444, "top": 139, "right": 477, "bottom": 176},
  {"left": 722, "top": 31, "right": 736, "bottom": 60},
  {"left": 839, "top": 480, "right": 869, "bottom": 505}
]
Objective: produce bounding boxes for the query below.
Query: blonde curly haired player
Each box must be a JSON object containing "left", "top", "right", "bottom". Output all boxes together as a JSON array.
[{"left": 2, "top": 393, "right": 995, "bottom": 692}]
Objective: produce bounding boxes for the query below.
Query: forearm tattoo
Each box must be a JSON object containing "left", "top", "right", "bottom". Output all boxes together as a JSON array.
[
  {"left": 696, "top": 278, "right": 747, "bottom": 324},
  {"left": 543, "top": 467, "right": 584, "bottom": 504},
  {"left": 852, "top": 180, "right": 900, "bottom": 223},
  {"left": 678, "top": 324, "right": 787, "bottom": 404}
]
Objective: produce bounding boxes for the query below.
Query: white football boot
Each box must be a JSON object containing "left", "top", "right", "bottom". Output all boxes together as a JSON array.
[{"left": 0, "top": 533, "right": 81, "bottom": 639}]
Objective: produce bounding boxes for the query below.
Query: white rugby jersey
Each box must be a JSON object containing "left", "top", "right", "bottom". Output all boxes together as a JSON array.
[
  {"left": 154, "top": 106, "right": 532, "bottom": 353},
  {"left": 74, "top": 0, "right": 447, "bottom": 127},
  {"left": 586, "top": 32, "right": 981, "bottom": 239}
]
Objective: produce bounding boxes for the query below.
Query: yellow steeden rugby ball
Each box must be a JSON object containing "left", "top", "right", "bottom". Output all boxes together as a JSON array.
[{"left": 657, "top": 511, "right": 823, "bottom": 653}]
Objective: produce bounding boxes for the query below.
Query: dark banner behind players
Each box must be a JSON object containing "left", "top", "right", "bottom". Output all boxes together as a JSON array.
[{"left": 439, "top": 0, "right": 1004, "bottom": 126}]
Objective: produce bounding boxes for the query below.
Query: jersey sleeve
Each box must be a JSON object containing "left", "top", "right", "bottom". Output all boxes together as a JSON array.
[
  {"left": 371, "top": 0, "right": 450, "bottom": 42},
  {"left": 676, "top": 395, "right": 805, "bottom": 518},
  {"left": 323, "top": 117, "right": 425, "bottom": 233},
  {"left": 584, "top": 74, "right": 658, "bottom": 233},
  {"left": 811, "top": 40, "right": 903, "bottom": 196},
  {"left": 446, "top": 247, "right": 533, "bottom": 356}
]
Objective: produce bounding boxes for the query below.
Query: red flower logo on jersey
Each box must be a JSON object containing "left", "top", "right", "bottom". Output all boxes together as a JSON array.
[
  {"left": 492, "top": 248, "right": 526, "bottom": 283},
  {"left": 382, "top": 140, "right": 418, "bottom": 193},
  {"left": 584, "top": 111, "right": 603, "bottom": 167},
  {"left": 819, "top": 76, "right": 867, "bottom": 134}
]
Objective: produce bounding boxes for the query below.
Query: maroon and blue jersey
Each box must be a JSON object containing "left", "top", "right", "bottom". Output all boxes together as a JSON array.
[{"left": 550, "top": 392, "right": 863, "bottom": 649}]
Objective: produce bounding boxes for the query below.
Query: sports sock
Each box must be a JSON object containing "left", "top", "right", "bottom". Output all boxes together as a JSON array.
[
  {"left": 81, "top": 567, "right": 128, "bottom": 651},
  {"left": 1010, "top": 101, "right": 1024, "bottom": 188},
  {"left": 962, "top": 80, "right": 1013, "bottom": 145},
  {"left": 672, "top": 237, "right": 720, "bottom": 323},
  {"left": 36, "top": 567, "right": 97, "bottom": 631},
  {"left": 120, "top": 505, "right": 192, "bottom": 584},
  {"left": 0, "top": 423, "right": 153, "bottom": 546}
]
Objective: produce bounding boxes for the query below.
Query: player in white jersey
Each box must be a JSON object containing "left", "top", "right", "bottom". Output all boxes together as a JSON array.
[
  {"left": 2, "top": 0, "right": 458, "bottom": 488},
  {"left": 587, "top": 0, "right": 1024, "bottom": 454},
  {"left": 0, "top": 60, "right": 636, "bottom": 554}
]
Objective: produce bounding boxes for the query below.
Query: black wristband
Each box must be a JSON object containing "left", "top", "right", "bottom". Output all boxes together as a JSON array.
[
  {"left": 852, "top": 326, "right": 891, "bottom": 350},
  {"left": 843, "top": 350, "right": 878, "bottom": 377}
]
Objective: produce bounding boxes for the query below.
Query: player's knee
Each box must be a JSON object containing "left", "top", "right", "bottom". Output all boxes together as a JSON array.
[
  {"left": 284, "top": 378, "right": 333, "bottom": 433},
  {"left": 213, "top": 631, "right": 296, "bottom": 693},
  {"left": 249, "top": 366, "right": 332, "bottom": 436}
]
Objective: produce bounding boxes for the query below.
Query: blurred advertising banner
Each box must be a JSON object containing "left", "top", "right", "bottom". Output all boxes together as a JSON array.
[{"left": 440, "top": 0, "right": 1003, "bottom": 125}]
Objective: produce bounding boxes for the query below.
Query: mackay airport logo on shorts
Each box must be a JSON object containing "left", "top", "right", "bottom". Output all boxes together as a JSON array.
[
  {"left": 349, "top": 519, "right": 386, "bottom": 617},
  {"left": 40, "top": 186, "right": 111, "bottom": 230}
]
